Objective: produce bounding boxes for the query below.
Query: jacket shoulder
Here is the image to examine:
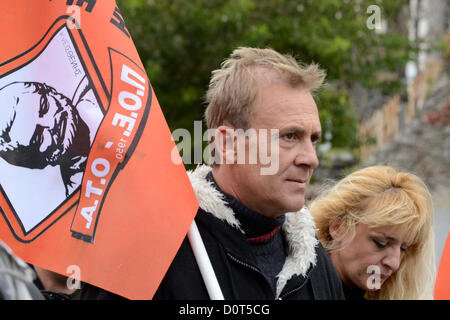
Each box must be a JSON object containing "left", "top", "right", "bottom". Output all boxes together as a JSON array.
[
  {"left": 153, "top": 235, "right": 210, "bottom": 300},
  {"left": 309, "top": 241, "right": 345, "bottom": 300}
]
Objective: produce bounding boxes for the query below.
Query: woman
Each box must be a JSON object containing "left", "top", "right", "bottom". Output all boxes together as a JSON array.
[{"left": 310, "top": 166, "right": 436, "bottom": 299}]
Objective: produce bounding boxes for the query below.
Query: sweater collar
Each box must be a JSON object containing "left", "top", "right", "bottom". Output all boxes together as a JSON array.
[
  {"left": 188, "top": 165, "right": 318, "bottom": 299},
  {"left": 205, "top": 171, "right": 285, "bottom": 240}
]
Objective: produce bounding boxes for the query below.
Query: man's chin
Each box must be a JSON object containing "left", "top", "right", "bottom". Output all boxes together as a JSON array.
[{"left": 282, "top": 198, "right": 305, "bottom": 213}]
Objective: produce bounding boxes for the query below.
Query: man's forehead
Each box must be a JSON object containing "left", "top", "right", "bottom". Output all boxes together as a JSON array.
[{"left": 249, "top": 84, "right": 319, "bottom": 127}]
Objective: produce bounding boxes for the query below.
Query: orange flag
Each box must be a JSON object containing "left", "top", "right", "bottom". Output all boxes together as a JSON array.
[
  {"left": 0, "top": 0, "right": 198, "bottom": 299},
  {"left": 435, "top": 231, "right": 450, "bottom": 299}
]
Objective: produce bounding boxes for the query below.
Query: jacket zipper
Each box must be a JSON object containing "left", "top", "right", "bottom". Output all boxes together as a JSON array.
[
  {"left": 278, "top": 280, "right": 308, "bottom": 300},
  {"left": 226, "top": 252, "right": 310, "bottom": 300},
  {"left": 226, "top": 252, "right": 261, "bottom": 273},
  {"left": 278, "top": 271, "right": 311, "bottom": 300},
  {"left": 226, "top": 252, "right": 277, "bottom": 298}
]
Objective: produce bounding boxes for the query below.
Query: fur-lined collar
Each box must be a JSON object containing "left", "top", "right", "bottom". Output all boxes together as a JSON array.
[{"left": 188, "top": 165, "right": 318, "bottom": 299}]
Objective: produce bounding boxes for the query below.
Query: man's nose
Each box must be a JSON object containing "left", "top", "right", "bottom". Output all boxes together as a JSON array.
[
  {"left": 382, "top": 248, "right": 402, "bottom": 272},
  {"left": 294, "top": 140, "right": 319, "bottom": 169}
]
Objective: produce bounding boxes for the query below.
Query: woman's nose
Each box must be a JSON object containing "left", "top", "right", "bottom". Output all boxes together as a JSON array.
[{"left": 382, "top": 247, "right": 402, "bottom": 272}]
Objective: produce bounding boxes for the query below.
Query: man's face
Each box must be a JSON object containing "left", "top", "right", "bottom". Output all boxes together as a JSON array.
[
  {"left": 0, "top": 82, "right": 75, "bottom": 167},
  {"left": 230, "top": 80, "right": 321, "bottom": 218}
]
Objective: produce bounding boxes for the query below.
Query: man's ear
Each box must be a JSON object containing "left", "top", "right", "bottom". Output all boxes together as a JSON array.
[
  {"left": 215, "top": 125, "right": 236, "bottom": 164},
  {"left": 329, "top": 217, "right": 344, "bottom": 240}
]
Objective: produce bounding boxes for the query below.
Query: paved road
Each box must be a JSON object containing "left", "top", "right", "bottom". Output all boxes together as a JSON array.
[{"left": 434, "top": 208, "right": 450, "bottom": 267}]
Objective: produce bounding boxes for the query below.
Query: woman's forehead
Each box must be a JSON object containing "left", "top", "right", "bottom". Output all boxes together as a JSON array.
[{"left": 357, "top": 223, "right": 410, "bottom": 240}]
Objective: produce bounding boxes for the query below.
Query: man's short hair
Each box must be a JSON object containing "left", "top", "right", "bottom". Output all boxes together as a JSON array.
[{"left": 204, "top": 47, "right": 326, "bottom": 130}]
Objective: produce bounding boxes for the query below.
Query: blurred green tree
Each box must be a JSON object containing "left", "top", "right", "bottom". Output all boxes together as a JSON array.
[{"left": 117, "top": 0, "right": 411, "bottom": 167}]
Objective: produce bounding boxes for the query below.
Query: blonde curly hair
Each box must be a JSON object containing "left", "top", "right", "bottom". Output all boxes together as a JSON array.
[{"left": 310, "top": 166, "right": 436, "bottom": 299}]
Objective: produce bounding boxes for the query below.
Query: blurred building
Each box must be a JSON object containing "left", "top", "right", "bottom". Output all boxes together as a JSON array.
[{"left": 358, "top": 0, "right": 449, "bottom": 163}]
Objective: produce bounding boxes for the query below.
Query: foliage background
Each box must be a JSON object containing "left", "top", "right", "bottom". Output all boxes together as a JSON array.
[{"left": 117, "top": 0, "right": 414, "bottom": 169}]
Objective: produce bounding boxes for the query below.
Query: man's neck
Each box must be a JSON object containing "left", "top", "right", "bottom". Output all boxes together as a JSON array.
[
  {"left": 206, "top": 170, "right": 285, "bottom": 240},
  {"left": 211, "top": 166, "right": 282, "bottom": 219}
]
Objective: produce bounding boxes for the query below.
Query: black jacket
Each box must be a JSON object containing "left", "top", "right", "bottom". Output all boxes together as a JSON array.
[
  {"left": 153, "top": 165, "right": 344, "bottom": 300},
  {"left": 153, "top": 209, "right": 344, "bottom": 300}
]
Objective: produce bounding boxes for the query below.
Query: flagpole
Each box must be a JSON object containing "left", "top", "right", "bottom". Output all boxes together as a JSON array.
[{"left": 187, "top": 220, "right": 224, "bottom": 300}]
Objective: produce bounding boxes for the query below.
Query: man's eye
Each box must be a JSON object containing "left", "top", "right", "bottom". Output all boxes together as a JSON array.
[
  {"left": 284, "top": 133, "right": 296, "bottom": 141},
  {"left": 373, "top": 239, "right": 387, "bottom": 249},
  {"left": 311, "top": 134, "right": 321, "bottom": 145}
]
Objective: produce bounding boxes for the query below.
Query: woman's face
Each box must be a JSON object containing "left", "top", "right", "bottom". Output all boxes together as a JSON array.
[{"left": 329, "top": 223, "right": 410, "bottom": 291}]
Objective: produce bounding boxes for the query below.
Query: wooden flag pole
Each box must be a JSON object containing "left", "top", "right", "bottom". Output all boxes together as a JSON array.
[{"left": 187, "top": 220, "right": 224, "bottom": 300}]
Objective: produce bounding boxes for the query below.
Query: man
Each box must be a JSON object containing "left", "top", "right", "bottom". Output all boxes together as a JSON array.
[
  {"left": 152, "top": 47, "right": 344, "bottom": 299},
  {"left": 81, "top": 47, "right": 344, "bottom": 300},
  {"left": 0, "top": 81, "right": 91, "bottom": 197}
]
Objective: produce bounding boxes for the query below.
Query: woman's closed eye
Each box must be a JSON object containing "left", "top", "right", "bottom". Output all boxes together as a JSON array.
[
  {"left": 373, "top": 239, "right": 387, "bottom": 249},
  {"left": 373, "top": 238, "right": 409, "bottom": 253}
]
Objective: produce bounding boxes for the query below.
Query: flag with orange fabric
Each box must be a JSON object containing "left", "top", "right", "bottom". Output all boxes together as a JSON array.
[
  {"left": 435, "top": 231, "right": 450, "bottom": 299},
  {"left": 0, "top": 0, "right": 198, "bottom": 299}
]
